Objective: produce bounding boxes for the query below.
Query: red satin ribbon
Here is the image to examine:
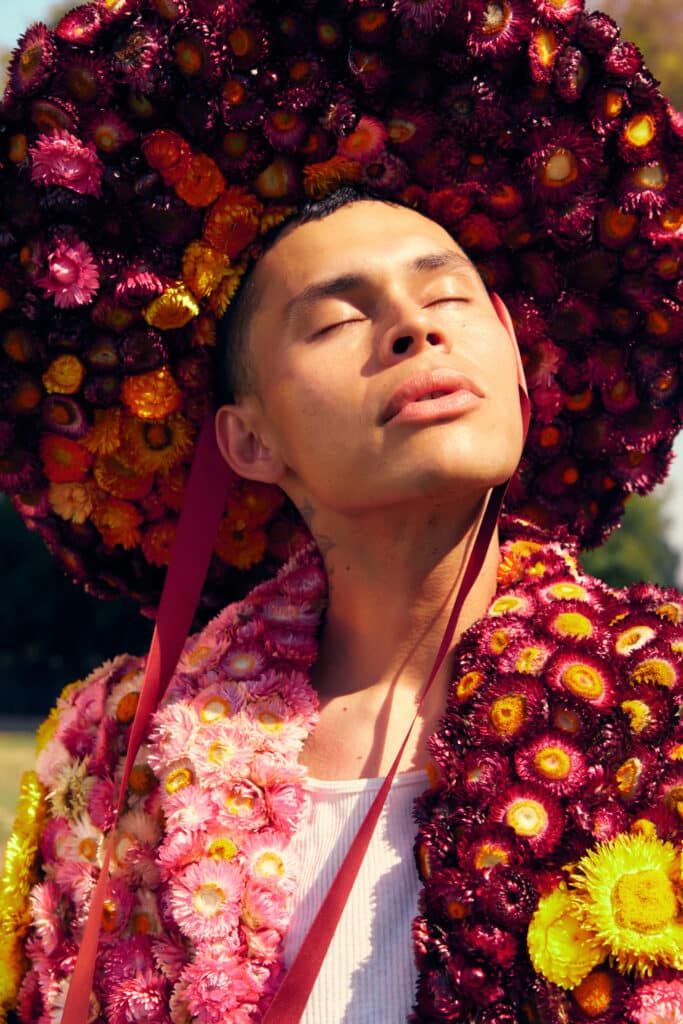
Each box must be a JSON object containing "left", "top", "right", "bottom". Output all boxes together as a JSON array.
[{"left": 61, "top": 414, "right": 232, "bottom": 1024}]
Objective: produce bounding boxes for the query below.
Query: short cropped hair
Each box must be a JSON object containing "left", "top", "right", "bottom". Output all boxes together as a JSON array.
[{"left": 215, "top": 187, "right": 393, "bottom": 405}]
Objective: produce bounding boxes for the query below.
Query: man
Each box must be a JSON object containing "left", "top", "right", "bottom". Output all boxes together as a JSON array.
[{"left": 1, "top": 0, "right": 682, "bottom": 1022}]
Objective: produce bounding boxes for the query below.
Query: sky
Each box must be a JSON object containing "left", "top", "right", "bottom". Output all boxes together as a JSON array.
[{"left": 2, "top": 0, "right": 683, "bottom": 575}]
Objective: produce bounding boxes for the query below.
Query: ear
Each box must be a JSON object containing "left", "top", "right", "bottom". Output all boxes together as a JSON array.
[
  {"left": 214, "top": 401, "right": 286, "bottom": 484},
  {"left": 491, "top": 292, "right": 528, "bottom": 397}
]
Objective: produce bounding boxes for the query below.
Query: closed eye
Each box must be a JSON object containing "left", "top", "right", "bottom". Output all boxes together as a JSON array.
[{"left": 312, "top": 318, "right": 366, "bottom": 338}]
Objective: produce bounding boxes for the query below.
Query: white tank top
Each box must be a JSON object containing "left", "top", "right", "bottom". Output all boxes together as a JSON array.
[{"left": 283, "top": 770, "right": 428, "bottom": 1024}]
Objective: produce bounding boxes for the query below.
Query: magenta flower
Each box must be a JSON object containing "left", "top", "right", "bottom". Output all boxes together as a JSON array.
[
  {"left": 38, "top": 235, "right": 100, "bottom": 308},
  {"left": 169, "top": 858, "right": 242, "bottom": 943},
  {"left": 30, "top": 129, "right": 103, "bottom": 196}
]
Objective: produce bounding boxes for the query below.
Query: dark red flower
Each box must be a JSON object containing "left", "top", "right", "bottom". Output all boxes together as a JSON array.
[
  {"left": 9, "top": 23, "right": 58, "bottom": 96},
  {"left": 466, "top": 0, "right": 532, "bottom": 60},
  {"left": 55, "top": 4, "right": 103, "bottom": 45},
  {"left": 554, "top": 45, "right": 590, "bottom": 104},
  {"left": 479, "top": 866, "right": 539, "bottom": 931}
]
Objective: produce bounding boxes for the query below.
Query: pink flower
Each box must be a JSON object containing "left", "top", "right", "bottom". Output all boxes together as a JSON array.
[
  {"left": 30, "top": 880, "right": 65, "bottom": 956},
  {"left": 242, "top": 879, "right": 291, "bottom": 932},
  {"left": 30, "top": 129, "right": 104, "bottom": 196},
  {"left": 178, "top": 953, "right": 264, "bottom": 1022},
  {"left": 38, "top": 235, "right": 100, "bottom": 308},
  {"left": 152, "top": 933, "right": 190, "bottom": 984},
  {"left": 105, "top": 969, "right": 170, "bottom": 1024},
  {"left": 629, "top": 979, "right": 683, "bottom": 1023},
  {"left": 169, "top": 858, "right": 242, "bottom": 943}
]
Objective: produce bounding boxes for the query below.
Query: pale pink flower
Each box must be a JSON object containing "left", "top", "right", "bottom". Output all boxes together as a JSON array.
[
  {"left": 250, "top": 751, "right": 307, "bottom": 788},
  {"left": 243, "top": 925, "right": 282, "bottom": 961},
  {"left": 178, "top": 954, "right": 263, "bottom": 1022},
  {"left": 30, "top": 880, "right": 64, "bottom": 956},
  {"left": 265, "top": 781, "right": 307, "bottom": 835},
  {"left": 629, "top": 980, "right": 683, "bottom": 1024},
  {"left": 245, "top": 694, "right": 307, "bottom": 751},
  {"left": 240, "top": 832, "right": 296, "bottom": 890},
  {"left": 36, "top": 736, "right": 71, "bottom": 789},
  {"left": 148, "top": 704, "right": 198, "bottom": 767},
  {"left": 189, "top": 721, "right": 253, "bottom": 785},
  {"left": 97, "top": 878, "right": 135, "bottom": 941},
  {"left": 524, "top": 338, "right": 563, "bottom": 388},
  {"left": 38, "top": 235, "right": 100, "bottom": 308},
  {"left": 54, "top": 857, "right": 97, "bottom": 917},
  {"left": 191, "top": 680, "right": 246, "bottom": 723},
  {"left": 214, "top": 779, "right": 269, "bottom": 833},
  {"left": 130, "top": 887, "right": 163, "bottom": 936},
  {"left": 168, "top": 858, "right": 242, "bottom": 943},
  {"left": 30, "top": 129, "right": 104, "bottom": 196},
  {"left": 241, "top": 879, "right": 291, "bottom": 932}
]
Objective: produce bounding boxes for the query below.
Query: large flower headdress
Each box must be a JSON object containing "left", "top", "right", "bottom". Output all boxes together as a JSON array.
[{"left": 0, "top": 0, "right": 681, "bottom": 612}]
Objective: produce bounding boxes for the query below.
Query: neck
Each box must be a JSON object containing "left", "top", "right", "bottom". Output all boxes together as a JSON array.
[{"left": 299, "top": 492, "right": 502, "bottom": 778}]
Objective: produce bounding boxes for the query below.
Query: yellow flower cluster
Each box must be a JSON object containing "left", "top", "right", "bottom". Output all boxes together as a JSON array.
[
  {"left": 0, "top": 772, "right": 47, "bottom": 1022},
  {"left": 527, "top": 832, "right": 683, "bottom": 994}
]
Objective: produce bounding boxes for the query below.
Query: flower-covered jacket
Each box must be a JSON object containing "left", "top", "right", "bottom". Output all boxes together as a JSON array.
[{"left": 2, "top": 519, "right": 683, "bottom": 1024}]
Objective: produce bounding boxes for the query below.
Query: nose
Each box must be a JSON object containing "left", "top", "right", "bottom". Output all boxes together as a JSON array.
[{"left": 378, "top": 304, "right": 447, "bottom": 364}]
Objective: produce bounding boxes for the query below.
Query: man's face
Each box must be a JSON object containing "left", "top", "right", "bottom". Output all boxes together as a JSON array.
[{"left": 230, "top": 200, "right": 524, "bottom": 518}]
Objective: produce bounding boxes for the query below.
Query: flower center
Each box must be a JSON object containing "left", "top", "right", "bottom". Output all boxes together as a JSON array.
[
  {"left": 629, "top": 658, "right": 676, "bottom": 688},
  {"left": 613, "top": 869, "right": 677, "bottom": 933},
  {"left": 165, "top": 766, "right": 193, "bottom": 794},
  {"left": 201, "top": 697, "right": 230, "bottom": 723},
  {"left": 483, "top": 1, "right": 511, "bottom": 34},
  {"left": 553, "top": 612, "right": 592, "bottom": 638},
  {"left": 533, "top": 746, "right": 571, "bottom": 780},
  {"left": 116, "top": 691, "right": 139, "bottom": 723},
  {"left": 474, "top": 842, "right": 510, "bottom": 869},
  {"left": 489, "top": 694, "right": 526, "bottom": 734},
  {"left": 562, "top": 663, "right": 604, "bottom": 700},
  {"left": 208, "top": 837, "right": 238, "bottom": 860},
  {"left": 193, "top": 882, "right": 225, "bottom": 917},
  {"left": 544, "top": 149, "right": 579, "bottom": 186},
  {"left": 51, "top": 255, "right": 79, "bottom": 285},
  {"left": 572, "top": 969, "right": 613, "bottom": 1015},
  {"left": 255, "top": 852, "right": 285, "bottom": 878},
  {"left": 257, "top": 710, "right": 283, "bottom": 733},
  {"left": 626, "top": 113, "right": 656, "bottom": 148},
  {"left": 506, "top": 798, "right": 547, "bottom": 837}
]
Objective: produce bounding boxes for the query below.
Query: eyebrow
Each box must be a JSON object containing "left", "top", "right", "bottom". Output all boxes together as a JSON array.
[{"left": 283, "top": 249, "right": 476, "bottom": 326}]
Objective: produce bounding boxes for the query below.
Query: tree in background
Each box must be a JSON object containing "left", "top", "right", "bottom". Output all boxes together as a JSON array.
[{"left": 581, "top": 493, "right": 681, "bottom": 590}]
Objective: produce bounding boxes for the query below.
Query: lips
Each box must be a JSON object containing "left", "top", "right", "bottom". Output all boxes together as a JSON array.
[{"left": 381, "top": 368, "right": 485, "bottom": 424}]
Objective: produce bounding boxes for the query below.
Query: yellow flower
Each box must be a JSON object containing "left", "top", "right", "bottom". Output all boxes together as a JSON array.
[
  {"left": 208, "top": 263, "right": 248, "bottom": 318},
  {"left": 569, "top": 832, "right": 683, "bottom": 975},
  {"left": 123, "top": 412, "right": 194, "bottom": 474},
  {"left": 42, "top": 353, "right": 86, "bottom": 395},
  {"left": 527, "top": 885, "right": 606, "bottom": 988},
  {"left": 182, "top": 240, "right": 229, "bottom": 299},
  {"left": 121, "top": 367, "right": 183, "bottom": 420},
  {"left": 83, "top": 407, "right": 123, "bottom": 455},
  {"left": 143, "top": 284, "right": 200, "bottom": 330},
  {"left": 91, "top": 496, "right": 143, "bottom": 550}
]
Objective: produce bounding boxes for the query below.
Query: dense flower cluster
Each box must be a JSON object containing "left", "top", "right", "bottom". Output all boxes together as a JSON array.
[
  {"left": 0, "top": 543, "right": 325, "bottom": 1024},
  {"left": 413, "top": 520, "right": 683, "bottom": 1023},
  {"left": 0, "top": 0, "right": 681, "bottom": 611}
]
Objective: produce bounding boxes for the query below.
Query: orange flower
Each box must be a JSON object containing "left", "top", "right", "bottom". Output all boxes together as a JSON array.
[
  {"left": 182, "top": 240, "right": 229, "bottom": 299},
  {"left": 93, "top": 453, "right": 154, "bottom": 500},
  {"left": 191, "top": 313, "right": 217, "bottom": 348},
  {"left": 42, "top": 354, "right": 86, "bottom": 395},
  {"left": 122, "top": 412, "right": 194, "bottom": 473},
  {"left": 141, "top": 129, "right": 192, "bottom": 185},
  {"left": 175, "top": 153, "right": 225, "bottom": 207},
  {"left": 303, "top": 156, "right": 361, "bottom": 199},
  {"left": 91, "top": 496, "right": 142, "bottom": 549},
  {"left": 208, "top": 264, "right": 248, "bottom": 318},
  {"left": 229, "top": 482, "right": 285, "bottom": 529},
  {"left": 83, "top": 408, "right": 122, "bottom": 455},
  {"left": 142, "top": 519, "right": 177, "bottom": 567},
  {"left": 215, "top": 518, "right": 267, "bottom": 570},
  {"left": 260, "top": 205, "right": 297, "bottom": 234},
  {"left": 40, "top": 434, "right": 93, "bottom": 483},
  {"left": 121, "top": 367, "right": 183, "bottom": 420},
  {"left": 203, "top": 186, "right": 262, "bottom": 257},
  {"left": 157, "top": 465, "right": 188, "bottom": 511},
  {"left": 48, "top": 481, "right": 94, "bottom": 523},
  {"left": 143, "top": 284, "right": 200, "bottom": 330}
]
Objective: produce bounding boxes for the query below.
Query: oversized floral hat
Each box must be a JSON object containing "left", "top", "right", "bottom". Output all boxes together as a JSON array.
[{"left": 1, "top": 0, "right": 681, "bottom": 613}]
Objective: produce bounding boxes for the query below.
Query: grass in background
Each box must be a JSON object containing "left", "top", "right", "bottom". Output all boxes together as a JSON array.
[{"left": 0, "top": 732, "right": 37, "bottom": 858}]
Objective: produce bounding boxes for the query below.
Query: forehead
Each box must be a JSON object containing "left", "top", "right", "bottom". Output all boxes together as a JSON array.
[{"left": 250, "top": 201, "right": 476, "bottom": 313}]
